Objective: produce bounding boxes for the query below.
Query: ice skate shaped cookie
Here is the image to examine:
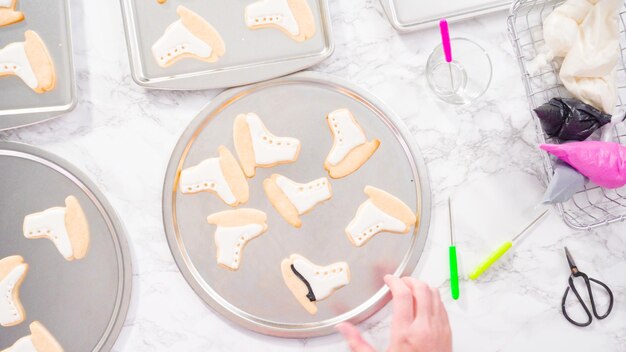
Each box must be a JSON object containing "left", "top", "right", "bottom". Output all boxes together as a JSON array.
[
  {"left": 23, "top": 196, "right": 90, "bottom": 261},
  {"left": 245, "top": 0, "right": 315, "bottom": 42},
  {"left": 346, "top": 186, "right": 417, "bottom": 247},
  {"left": 179, "top": 146, "right": 249, "bottom": 206},
  {"left": 206, "top": 208, "right": 268, "bottom": 270},
  {"left": 0, "top": 256, "right": 28, "bottom": 327},
  {"left": 281, "top": 254, "right": 349, "bottom": 315},
  {"left": 0, "top": 31, "right": 56, "bottom": 93},
  {"left": 233, "top": 113, "right": 301, "bottom": 178},
  {"left": 324, "top": 109, "right": 380, "bottom": 179},
  {"left": 152, "top": 6, "right": 225, "bottom": 67},
  {"left": 2, "top": 321, "right": 63, "bottom": 352},
  {"left": 0, "top": 0, "right": 24, "bottom": 27},
  {"left": 263, "top": 174, "right": 331, "bottom": 228}
]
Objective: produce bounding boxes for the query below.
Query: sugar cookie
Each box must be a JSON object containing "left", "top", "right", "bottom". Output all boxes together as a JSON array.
[
  {"left": 152, "top": 6, "right": 225, "bottom": 67},
  {"left": 346, "top": 186, "right": 417, "bottom": 247},
  {"left": 263, "top": 174, "right": 331, "bottom": 228},
  {"left": 0, "top": 255, "right": 28, "bottom": 327},
  {"left": 324, "top": 108, "right": 380, "bottom": 179},
  {"left": 0, "top": 0, "right": 24, "bottom": 27},
  {"left": 245, "top": 0, "right": 316, "bottom": 42},
  {"left": 2, "top": 321, "right": 63, "bottom": 352},
  {"left": 233, "top": 112, "right": 301, "bottom": 178},
  {"left": 179, "top": 146, "right": 249, "bottom": 206},
  {"left": 206, "top": 208, "right": 268, "bottom": 270},
  {"left": 23, "top": 196, "right": 90, "bottom": 261},
  {"left": 281, "top": 254, "right": 349, "bottom": 315},
  {"left": 0, "top": 31, "right": 56, "bottom": 93}
]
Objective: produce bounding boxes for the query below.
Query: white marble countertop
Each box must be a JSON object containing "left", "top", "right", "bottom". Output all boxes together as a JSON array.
[{"left": 2, "top": 0, "right": 625, "bottom": 351}]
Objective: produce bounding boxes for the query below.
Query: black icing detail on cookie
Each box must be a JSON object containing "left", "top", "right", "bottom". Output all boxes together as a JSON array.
[{"left": 291, "top": 264, "right": 316, "bottom": 302}]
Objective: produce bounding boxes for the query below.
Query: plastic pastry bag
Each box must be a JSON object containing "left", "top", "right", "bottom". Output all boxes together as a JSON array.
[
  {"left": 542, "top": 160, "right": 588, "bottom": 204},
  {"left": 558, "top": 0, "right": 621, "bottom": 114},
  {"left": 534, "top": 98, "right": 611, "bottom": 141},
  {"left": 540, "top": 141, "right": 626, "bottom": 188}
]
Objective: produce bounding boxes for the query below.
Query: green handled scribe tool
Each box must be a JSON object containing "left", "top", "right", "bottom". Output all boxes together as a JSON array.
[
  {"left": 468, "top": 210, "right": 549, "bottom": 280},
  {"left": 448, "top": 198, "right": 459, "bottom": 300}
]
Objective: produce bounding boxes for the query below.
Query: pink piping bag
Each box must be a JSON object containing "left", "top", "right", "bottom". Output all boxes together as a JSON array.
[{"left": 540, "top": 141, "right": 626, "bottom": 189}]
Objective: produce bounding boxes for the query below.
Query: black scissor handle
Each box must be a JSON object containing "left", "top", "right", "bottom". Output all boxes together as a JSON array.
[
  {"left": 587, "top": 277, "right": 614, "bottom": 320},
  {"left": 562, "top": 275, "right": 592, "bottom": 327},
  {"left": 561, "top": 272, "right": 614, "bottom": 327}
]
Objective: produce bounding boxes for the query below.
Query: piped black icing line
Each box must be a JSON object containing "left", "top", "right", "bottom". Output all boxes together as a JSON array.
[{"left": 290, "top": 264, "right": 316, "bottom": 302}]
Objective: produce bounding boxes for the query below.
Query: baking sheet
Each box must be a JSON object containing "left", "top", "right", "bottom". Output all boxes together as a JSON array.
[
  {"left": 120, "top": 0, "right": 334, "bottom": 90},
  {"left": 0, "top": 0, "right": 76, "bottom": 130},
  {"left": 0, "top": 143, "right": 132, "bottom": 351},
  {"left": 380, "top": 0, "right": 511, "bottom": 32},
  {"left": 162, "top": 71, "right": 431, "bottom": 337}
]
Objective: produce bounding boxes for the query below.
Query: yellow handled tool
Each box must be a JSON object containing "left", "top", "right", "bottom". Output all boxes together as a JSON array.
[{"left": 468, "top": 210, "right": 549, "bottom": 280}]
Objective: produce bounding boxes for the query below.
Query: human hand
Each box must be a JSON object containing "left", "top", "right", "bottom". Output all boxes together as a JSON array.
[{"left": 336, "top": 275, "right": 452, "bottom": 352}]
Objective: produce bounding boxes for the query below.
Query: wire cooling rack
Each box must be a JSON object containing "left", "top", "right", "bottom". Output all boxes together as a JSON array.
[{"left": 508, "top": 0, "right": 626, "bottom": 229}]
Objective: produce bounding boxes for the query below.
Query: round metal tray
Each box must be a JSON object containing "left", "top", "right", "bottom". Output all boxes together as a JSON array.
[
  {"left": 0, "top": 142, "right": 132, "bottom": 351},
  {"left": 162, "top": 71, "right": 431, "bottom": 338}
]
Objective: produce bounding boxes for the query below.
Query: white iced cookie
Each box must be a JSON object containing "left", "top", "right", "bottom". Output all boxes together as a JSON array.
[
  {"left": 233, "top": 112, "right": 301, "bottom": 178},
  {"left": 23, "top": 196, "right": 90, "bottom": 261},
  {"left": 346, "top": 186, "right": 417, "bottom": 247},
  {"left": 0, "top": 31, "right": 56, "bottom": 93},
  {"left": 206, "top": 208, "right": 268, "bottom": 270},
  {"left": 179, "top": 145, "right": 249, "bottom": 207},
  {"left": 281, "top": 254, "right": 350, "bottom": 315},
  {"left": 263, "top": 174, "right": 332, "bottom": 228},
  {"left": 245, "top": 0, "right": 315, "bottom": 42},
  {"left": 324, "top": 109, "right": 380, "bottom": 179},
  {"left": 0, "top": 256, "right": 28, "bottom": 327},
  {"left": 152, "top": 5, "right": 225, "bottom": 67},
  {"left": 0, "top": 0, "right": 24, "bottom": 27},
  {"left": 2, "top": 321, "right": 64, "bottom": 352}
]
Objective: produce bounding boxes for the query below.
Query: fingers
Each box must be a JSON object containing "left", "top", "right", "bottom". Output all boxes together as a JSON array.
[
  {"left": 402, "top": 277, "right": 434, "bottom": 319},
  {"left": 384, "top": 275, "right": 415, "bottom": 332},
  {"left": 336, "top": 322, "right": 376, "bottom": 352}
]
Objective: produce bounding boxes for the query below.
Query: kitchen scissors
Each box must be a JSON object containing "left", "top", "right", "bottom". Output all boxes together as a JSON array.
[{"left": 561, "top": 247, "right": 614, "bottom": 327}]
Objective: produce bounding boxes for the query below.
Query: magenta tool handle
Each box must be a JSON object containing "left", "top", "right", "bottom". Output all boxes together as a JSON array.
[{"left": 439, "top": 19, "right": 452, "bottom": 63}]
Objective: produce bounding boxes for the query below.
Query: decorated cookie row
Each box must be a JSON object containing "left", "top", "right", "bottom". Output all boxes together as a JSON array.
[
  {"left": 207, "top": 184, "right": 416, "bottom": 268},
  {"left": 0, "top": 195, "right": 89, "bottom": 352},
  {"left": 151, "top": 1, "right": 316, "bottom": 68},
  {"left": 179, "top": 109, "right": 380, "bottom": 207}
]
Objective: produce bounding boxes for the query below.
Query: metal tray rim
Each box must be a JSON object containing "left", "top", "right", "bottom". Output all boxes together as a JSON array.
[
  {"left": 161, "top": 71, "right": 432, "bottom": 338},
  {"left": 0, "top": 141, "right": 133, "bottom": 351},
  {"left": 379, "top": 0, "right": 511, "bottom": 32}
]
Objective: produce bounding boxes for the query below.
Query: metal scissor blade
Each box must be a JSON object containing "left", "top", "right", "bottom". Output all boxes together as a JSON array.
[{"left": 564, "top": 246, "right": 577, "bottom": 272}]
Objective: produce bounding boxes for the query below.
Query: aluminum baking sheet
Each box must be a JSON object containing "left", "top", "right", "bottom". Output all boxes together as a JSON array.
[
  {"left": 163, "top": 71, "right": 431, "bottom": 337},
  {"left": 380, "top": 0, "right": 511, "bottom": 32},
  {"left": 120, "top": 0, "right": 333, "bottom": 90},
  {"left": 0, "top": 0, "right": 76, "bottom": 130},
  {"left": 0, "top": 142, "right": 132, "bottom": 351}
]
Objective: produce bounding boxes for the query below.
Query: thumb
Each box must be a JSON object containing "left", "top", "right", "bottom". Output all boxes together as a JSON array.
[{"left": 336, "top": 322, "right": 376, "bottom": 352}]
